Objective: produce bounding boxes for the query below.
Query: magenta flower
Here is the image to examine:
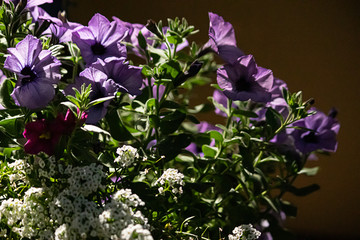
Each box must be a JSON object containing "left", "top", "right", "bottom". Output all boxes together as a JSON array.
[
  {"left": 206, "top": 12, "right": 244, "bottom": 64},
  {"left": 290, "top": 108, "right": 340, "bottom": 154},
  {"left": 91, "top": 57, "right": 143, "bottom": 96},
  {"left": 64, "top": 67, "right": 118, "bottom": 124},
  {"left": 72, "top": 13, "right": 128, "bottom": 65},
  {"left": 217, "top": 54, "right": 273, "bottom": 103},
  {"left": 4, "top": 35, "right": 61, "bottom": 109},
  {"left": 23, "top": 110, "right": 77, "bottom": 155}
]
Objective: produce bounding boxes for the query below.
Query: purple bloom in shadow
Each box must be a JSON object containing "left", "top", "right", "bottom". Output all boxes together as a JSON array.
[
  {"left": 290, "top": 108, "right": 340, "bottom": 154},
  {"left": 33, "top": 7, "right": 82, "bottom": 43},
  {"left": 0, "top": 70, "right": 7, "bottom": 110},
  {"left": 206, "top": 12, "right": 244, "bottom": 64},
  {"left": 64, "top": 67, "right": 117, "bottom": 124},
  {"left": 217, "top": 55, "right": 273, "bottom": 103},
  {"left": 72, "top": 13, "right": 128, "bottom": 65},
  {"left": 186, "top": 121, "right": 221, "bottom": 156},
  {"left": 4, "top": 35, "right": 61, "bottom": 109},
  {"left": 91, "top": 57, "right": 143, "bottom": 96}
]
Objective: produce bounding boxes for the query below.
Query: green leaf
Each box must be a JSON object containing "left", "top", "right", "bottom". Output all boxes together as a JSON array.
[
  {"left": 141, "top": 66, "right": 153, "bottom": 77},
  {"left": 186, "top": 114, "right": 200, "bottom": 124},
  {"left": 202, "top": 145, "right": 217, "bottom": 158},
  {"left": 208, "top": 96, "right": 227, "bottom": 115},
  {"left": 160, "top": 100, "right": 180, "bottom": 109},
  {"left": 266, "top": 107, "right": 282, "bottom": 132},
  {"left": 137, "top": 31, "right": 147, "bottom": 50},
  {"left": 298, "top": 167, "right": 319, "bottom": 176},
  {"left": 0, "top": 79, "right": 16, "bottom": 109},
  {"left": 82, "top": 124, "right": 111, "bottom": 136},
  {"left": 88, "top": 96, "right": 115, "bottom": 108},
  {"left": 145, "top": 98, "right": 156, "bottom": 112},
  {"left": 0, "top": 115, "right": 23, "bottom": 136},
  {"left": 159, "top": 60, "right": 182, "bottom": 80},
  {"left": 261, "top": 195, "right": 279, "bottom": 212},
  {"left": 158, "top": 133, "right": 192, "bottom": 159},
  {"left": 105, "top": 109, "right": 133, "bottom": 141},
  {"left": 160, "top": 110, "right": 186, "bottom": 135},
  {"left": 167, "top": 35, "right": 183, "bottom": 45},
  {"left": 286, "top": 184, "right": 320, "bottom": 196},
  {"left": 208, "top": 130, "right": 223, "bottom": 144}
]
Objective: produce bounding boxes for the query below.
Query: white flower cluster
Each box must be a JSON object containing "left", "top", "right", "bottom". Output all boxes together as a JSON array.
[
  {"left": 121, "top": 224, "right": 153, "bottom": 240},
  {"left": 115, "top": 145, "right": 139, "bottom": 167},
  {"left": 228, "top": 224, "right": 261, "bottom": 240},
  {"left": 0, "top": 187, "right": 52, "bottom": 239},
  {"left": 96, "top": 189, "right": 152, "bottom": 239},
  {"left": 7, "top": 159, "right": 30, "bottom": 187},
  {"left": 155, "top": 168, "right": 184, "bottom": 196},
  {"left": 66, "top": 163, "right": 105, "bottom": 197}
]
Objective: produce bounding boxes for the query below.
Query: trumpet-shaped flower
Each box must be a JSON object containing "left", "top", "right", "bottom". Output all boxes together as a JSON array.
[
  {"left": 4, "top": 35, "right": 61, "bottom": 109},
  {"left": 64, "top": 67, "right": 118, "bottom": 124},
  {"left": 206, "top": 12, "right": 244, "bottom": 64},
  {"left": 72, "top": 13, "right": 128, "bottom": 65},
  {"left": 217, "top": 54, "right": 273, "bottom": 103},
  {"left": 291, "top": 108, "right": 340, "bottom": 154},
  {"left": 91, "top": 57, "right": 143, "bottom": 96}
]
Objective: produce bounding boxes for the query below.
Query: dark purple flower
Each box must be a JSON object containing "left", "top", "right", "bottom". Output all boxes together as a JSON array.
[
  {"left": 91, "top": 57, "right": 143, "bottom": 96},
  {"left": 186, "top": 121, "right": 221, "bottom": 156},
  {"left": 64, "top": 67, "right": 117, "bottom": 124},
  {"left": 72, "top": 13, "right": 128, "bottom": 65},
  {"left": 290, "top": 108, "right": 340, "bottom": 154},
  {"left": 217, "top": 54, "right": 273, "bottom": 103},
  {"left": 4, "top": 35, "right": 61, "bottom": 109},
  {"left": 206, "top": 12, "right": 244, "bottom": 64},
  {"left": 33, "top": 7, "right": 82, "bottom": 43}
]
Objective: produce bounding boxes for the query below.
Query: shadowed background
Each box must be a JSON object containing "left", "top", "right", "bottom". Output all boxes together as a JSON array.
[{"left": 46, "top": 0, "right": 360, "bottom": 239}]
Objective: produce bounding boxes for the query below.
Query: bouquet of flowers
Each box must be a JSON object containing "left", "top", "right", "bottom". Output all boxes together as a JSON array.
[{"left": 0, "top": 0, "right": 340, "bottom": 239}]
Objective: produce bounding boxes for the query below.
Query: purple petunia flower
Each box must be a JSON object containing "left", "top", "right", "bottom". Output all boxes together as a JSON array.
[
  {"left": 205, "top": 12, "right": 244, "bottom": 64},
  {"left": 217, "top": 54, "right": 273, "bottom": 103},
  {"left": 72, "top": 13, "right": 128, "bottom": 65},
  {"left": 4, "top": 35, "right": 61, "bottom": 109},
  {"left": 290, "top": 108, "right": 340, "bottom": 154},
  {"left": 64, "top": 67, "right": 118, "bottom": 124},
  {"left": 32, "top": 7, "right": 82, "bottom": 43},
  {"left": 91, "top": 57, "right": 143, "bottom": 96}
]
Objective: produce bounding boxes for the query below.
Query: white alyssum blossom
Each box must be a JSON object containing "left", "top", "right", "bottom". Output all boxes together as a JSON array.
[
  {"left": 115, "top": 145, "right": 139, "bottom": 167},
  {"left": 0, "top": 187, "right": 51, "bottom": 239},
  {"left": 120, "top": 224, "right": 153, "bottom": 240},
  {"left": 228, "top": 224, "right": 261, "bottom": 240},
  {"left": 154, "top": 168, "right": 184, "bottom": 196}
]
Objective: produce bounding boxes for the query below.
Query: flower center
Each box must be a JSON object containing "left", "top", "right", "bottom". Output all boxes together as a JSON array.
[
  {"left": 235, "top": 75, "right": 252, "bottom": 92},
  {"left": 91, "top": 42, "right": 106, "bottom": 55},
  {"left": 20, "top": 66, "right": 37, "bottom": 85},
  {"left": 303, "top": 131, "right": 318, "bottom": 143},
  {"left": 39, "top": 131, "right": 51, "bottom": 140}
]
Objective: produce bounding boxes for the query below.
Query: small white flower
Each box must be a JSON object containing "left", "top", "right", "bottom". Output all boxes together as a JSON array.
[
  {"left": 228, "top": 224, "right": 261, "bottom": 240},
  {"left": 155, "top": 168, "right": 185, "bottom": 196},
  {"left": 115, "top": 145, "right": 139, "bottom": 167}
]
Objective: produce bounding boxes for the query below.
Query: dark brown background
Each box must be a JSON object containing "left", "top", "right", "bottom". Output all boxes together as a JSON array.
[{"left": 63, "top": 0, "right": 360, "bottom": 239}]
